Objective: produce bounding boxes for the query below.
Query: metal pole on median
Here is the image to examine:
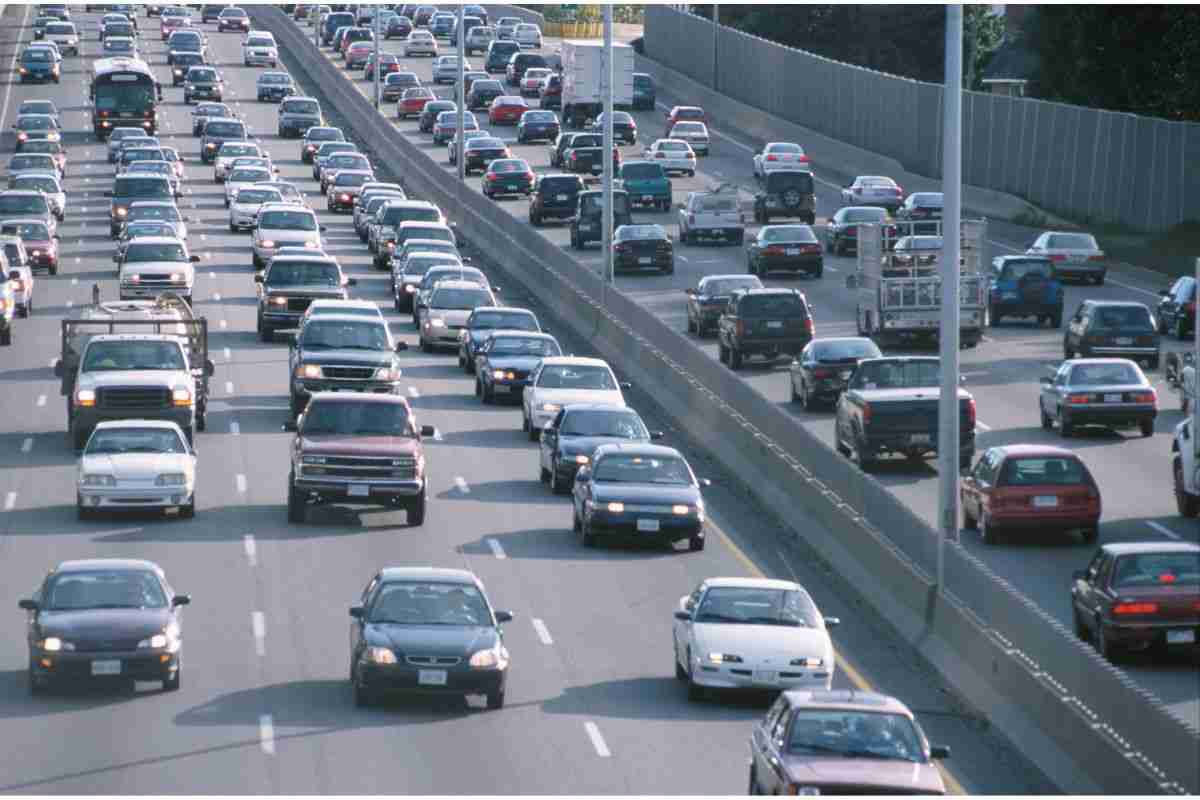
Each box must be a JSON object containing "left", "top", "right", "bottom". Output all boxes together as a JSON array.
[
  {"left": 457, "top": 2, "right": 466, "bottom": 183},
  {"left": 712, "top": 3, "right": 718, "bottom": 91},
  {"left": 601, "top": 2, "right": 614, "bottom": 305},
  {"left": 937, "top": 3, "right": 963, "bottom": 599},
  {"left": 1193, "top": 256, "right": 1199, "bottom": 461},
  {"left": 373, "top": 7, "right": 381, "bottom": 109}
]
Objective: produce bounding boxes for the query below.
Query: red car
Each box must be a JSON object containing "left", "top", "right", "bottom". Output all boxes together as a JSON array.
[
  {"left": 1071, "top": 541, "right": 1200, "bottom": 661},
  {"left": 961, "top": 444, "right": 1101, "bottom": 545},
  {"left": 398, "top": 88, "right": 435, "bottom": 119},
  {"left": 664, "top": 105, "right": 706, "bottom": 138},
  {"left": 160, "top": 16, "right": 187, "bottom": 40},
  {"left": 1, "top": 219, "right": 58, "bottom": 274},
  {"left": 488, "top": 95, "right": 528, "bottom": 125},
  {"left": 345, "top": 42, "right": 373, "bottom": 69}
]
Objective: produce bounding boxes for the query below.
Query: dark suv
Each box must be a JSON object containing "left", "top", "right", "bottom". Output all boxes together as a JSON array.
[
  {"left": 753, "top": 169, "right": 815, "bottom": 225},
  {"left": 571, "top": 189, "right": 631, "bottom": 249},
  {"left": 1063, "top": 300, "right": 1160, "bottom": 369},
  {"left": 466, "top": 79, "right": 504, "bottom": 111},
  {"left": 988, "top": 255, "right": 1063, "bottom": 328},
  {"left": 485, "top": 40, "right": 520, "bottom": 73},
  {"left": 506, "top": 52, "right": 547, "bottom": 86},
  {"left": 529, "top": 173, "right": 584, "bottom": 226},
  {"left": 717, "top": 288, "right": 814, "bottom": 370},
  {"left": 1157, "top": 276, "right": 1196, "bottom": 340}
]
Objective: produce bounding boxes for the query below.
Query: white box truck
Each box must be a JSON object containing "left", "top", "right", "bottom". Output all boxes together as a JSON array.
[{"left": 560, "top": 39, "right": 635, "bottom": 129}]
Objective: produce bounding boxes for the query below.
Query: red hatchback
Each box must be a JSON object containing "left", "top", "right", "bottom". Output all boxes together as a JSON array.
[
  {"left": 960, "top": 445, "right": 1101, "bottom": 544},
  {"left": 488, "top": 95, "right": 528, "bottom": 125},
  {"left": 398, "top": 87, "right": 435, "bottom": 119}
]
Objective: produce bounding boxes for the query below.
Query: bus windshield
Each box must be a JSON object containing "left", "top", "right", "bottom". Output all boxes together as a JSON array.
[{"left": 94, "top": 75, "right": 156, "bottom": 113}]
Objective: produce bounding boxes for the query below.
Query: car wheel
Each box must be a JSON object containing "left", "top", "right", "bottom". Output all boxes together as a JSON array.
[
  {"left": 1095, "top": 620, "right": 1119, "bottom": 662},
  {"left": 482, "top": 381, "right": 495, "bottom": 404},
  {"left": 685, "top": 658, "right": 704, "bottom": 702},
  {"left": 980, "top": 513, "right": 1000, "bottom": 545},
  {"left": 485, "top": 690, "right": 505, "bottom": 710},
  {"left": 688, "top": 533, "right": 704, "bottom": 552},
  {"left": 1059, "top": 410, "right": 1074, "bottom": 438},
  {"left": 675, "top": 651, "right": 688, "bottom": 680},
  {"left": 353, "top": 672, "right": 375, "bottom": 708},
  {"left": 1140, "top": 419, "right": 1154, "bottom": 437},
  {"left": 718, "top": 341, "right": 728, "bottom": 363},
  {"left": 1072, "top": 606, "right": 1090, "bottom": 640},
  {"left": 286, "top": 473, "right": 305, "bottom": 523},
  {"left": 180, "top": 494, "right": 196, "bottom": 519},
  {"left": 408, "top": 490, "right": 427, "bottom": 526},
  {"left": 728, "top": 347, "right": 743, "bottom": 370},
  {"left": 550, "top": 465, "right": 568, "bottom": 495},
  {"left": 581, "top": 515, "right": 597, "bottom": 548},
  {"left": 1063, "top": 343, "right": 1075, "bottom": 360},
  {"left": 162, "top": 665, "right": 181, "bottom": 691}
]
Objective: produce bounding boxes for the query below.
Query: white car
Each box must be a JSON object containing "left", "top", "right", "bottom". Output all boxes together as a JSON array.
[
  {"left": 753, "top": 142, "right": 810, "bottom": 178},
  {"left": 9, "top": 172, "right": 66, "bottom": 220},
  {"left": 224, "top": 166, "right": 273, "bottom": 207},
  {"left": 672, "top": 577, "right": 839, "bottom": 699},
  {"left": 229, "top": 155, "right": 276, "bottom": 175},
  {"left": 1, "top": 246, "right": 33, "bottom": 317},
  {"left": 522, "top": 356, "right": 628, "bottom": 439},
  {"left": 255, "top": 180, "right": 306, "bottom": 207},
  {"left": 841, "top": 175, "right": 904, "bottom": 212},
  {"left": 251, "top": 203, "right": 324, "bottom": 268},
  {"left": 299, "top": 298, "right": 385, "bottom": 328},
  {"left": 464, "top": 24, "right": 493, "bottom": 55},
  {"left": 212, "top": 141, "right": 263, "bottom": 181},
  {"left": 418, "top": 279, "right": 498, "bottom": 351},
  {"left": 513, "top": 23, "right": 542, "bottom": 49},
  {"left": 495, "top": 17, "right": 520, "bottom": 40},
  {"left": 667, "top": 121, "right": 709, "bottom": 156},
  {"left": 643, "top": 139, "right": 697, "bottom": 176},
  {"left": 77, "top": 420, "right": 197, "bottom": 519},
  {"left": 229, "top": 186, "right": 282, "bottom": 231},
  {"left": 116, "top": 236, "right": 200, "bottom": 302},
  {"left": 1026, "top": 231, "right": 1107, "bottom": 284},
  {"left": 403, "top": 30, "right": 438, "bottom": 57},
  {"left": 433, "top": 55, "right": 471, "bottom": 84},
  {"left": 44, "top": 21, "right": 80, "bottom": 55},
  {"left": 126, "top": 201, "right": 189, "bottom": 242},
  {"left": 242, "top": 31, "right": 279, "bottom": 67}
]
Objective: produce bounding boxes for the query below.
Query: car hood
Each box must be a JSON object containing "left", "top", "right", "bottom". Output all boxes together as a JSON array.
[
  {"left": 300, "top": 434, "right": 422, "bottom": 457},
  {"left": 81, "top": 452, "right": 192, "bottom": 480},
  {"left": 298, "top": 348, "right": 394, "bottom": 367},
  {"left": 531, "top": 387, "right": 625, "bottom": 408},
  {"left": 122, "top": 260, "right": 192, "bottom": 275},
  {"left": 79, "top": 369, "right": 190, "bottom": 389},
  {"left": 264, "top": 284, "right": 343, "bottom": 297},
  {"left": 779, "top": 755, "right": 943, "bottom": 794},
  {"left": 35, "top": 607, "right": 174, "bottom": 642},
  {"left": 691, "top": 622, "right": 831, "bottom": 663},
  {"left": 591, "top": 481, "right": 699, "bottom": 506},
  {"left": 483, "top": 354, "right": 543, "bottom": 371},
  {"left": 365, "top": 623, "right": 498, "bottom": 656}
]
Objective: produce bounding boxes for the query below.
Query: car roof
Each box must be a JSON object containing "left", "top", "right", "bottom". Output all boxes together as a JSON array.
[
  {"left": 308, "top": 299, "right": 378, "bottom": 309},
  {"left": 539, "top": 356, "right": 609, "bottom": 368},
  {"left": 94, "top": 419, "right": 185, "bottom": 432},
  {"left": 783, "top": 689, "right": 912, "bottom": 716},
  {"left": 304, "top": 312, "right": 385, "bottom": 326},
  {"left": 1080, "top": 300, "right": 1147, "bottom": 309},
  {"left": 432, "top": 279, "right": 488, "bottom": 291},
  {"left": 987, "top": 444, "right": 1081, "bottom": 459},
  {"left": 378, "top": 567, "right": 480, "bottom": 585},
  {"left": 593, "top": 442, "right": 681, "bottom": 459},
  {"left": 258, "top": 203, "right": 315, "bottom": 213},
  {"left": 307, "top": 391, "right": 409, "bottom": 406},
  {"left": 702, "top": 576, "right": 804, "bottom": 591},
  {"left": 55, "top": 558, "right": 164, "bottom": 574},
  {"left": 1101, "top": 541, "right": 1200, "bottom": 556}
]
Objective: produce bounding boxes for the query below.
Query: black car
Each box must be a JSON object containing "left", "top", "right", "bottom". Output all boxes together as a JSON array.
[
  {"left": 300, "top": 126, "right": 345, "bottom": 163},
  {"left": 789, "top": 336, "right": 883, "bottom": 410},
  {"left": 169, "top": 50, "right": 206, "bottom": 85},
  {"left": 747, "top": 224, "right": 823, "bottom": 278},
  {"left": 256, "top": 71, "right": 295, "bottom": 102},
  {"left": 458, "top": 307, "right": 541, "bottom": 372},
  {"left": 391, "top": 250, "right": 464, "bottom": 311},
  {"left": 516, "top": 109, "right": 559, "bottom": 144},
  {"left": 529, "top": 173, "right": 584, "bottom": 226},
  {"left": 613, "top": 224, "right": 673, "bottom": 274},
  {"left": 19, "top": 559, "right": 190, "bottom": 693},
  {"left": 381, "top": 71, "right": 420, "bottom": 102},
  {"left": 349, "top": 567, "right": 512, "bottom": 708},
  {"left": 418, "top": 100, "right": 456, "bottom": 133},
  {"left": 183, "top": 65, "right": 223, "bottom": 103},
  {"left": 588, "top": 111, "right": 637, "bottom": 145},
  {"left": 685, "top": 274, "right": 763, "bottom": 337},
  {"left": 718, "top": 288, "right": 815, "bottom": 370},
  {"left": 466, "top": 79, "right": 504, "bottom": 111},
  {"left": 385, "top": 14, "right": 413, "bottom": 39},
  {"left": 540, "top": 404, "right": 662, "bottom": 494},
  {"left": 475, "top": 330, "right": 563, "bottom": 401},
  {"left": 1157, "top": 276, "right": 1196, "bottom": 340},
  {"left": 199, "top": 117, "right": 247, "bottom": 164},
  {"left": 753, "top": 169, "right": 816, "bottom": 225},
  {"left": 571, "top": 189, "right": 632, "bottom": 249},
  {"left": 485, "top": 40, "right": 520, "bottom": 73},
  {"left": 1063, "top": 300, "right": 1161, "bottom": 369},
  {"left": 506, "top": 52, "right": 547, "bottom": 86},
  {"left": 190, "top": 102, "right": 232, "bottom": 136},
  {"left": 824, "top": 206, "right": 893, "bottom": 256},
  {"left": 572, "top": 443, "right": 709, "bottom": 551},
  {"left": 550, "top": 131, "right": 595, "bottom": 169},
  {"left": 462, "top": 137, "right": 509, "bottom": 175}
]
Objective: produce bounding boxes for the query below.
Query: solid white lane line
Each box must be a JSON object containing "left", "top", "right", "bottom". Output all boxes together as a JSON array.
[
  {"left": 230, "top": 421, "right": 240, "bottom": 436},
  {"left": 236, "top": 474, "right": 247, "bottom": 494},
  {"left": 433, "top": 428, "right": 444, "bottom": 441},
  {"left": 487, "top": 538, "right": 506, "bottom": 559},
  {"left": 71, "top": 277, "right": 78, "bottom": 285},
  {"left": 407, "top": 386, "right": 420, "bottom": 398},
  {"left": 454, "top": 476, "right": 469, "bottom": 493},
  {"left": 584, "top": 721, "right": 611, "bottom": 757},
  {"left": 225, "top": 381, "right": 235, "bottom": 395},
  {"left": 258, "top": 715, "right": 276, "bottom": 755},
  {"left": 531, "top": 618, "right": 553, "bottom": 645},
  {"left": 3, "top": 492, "right": 15, "bottom": 511},
  {"left": 1146, "top": 520, "right": 1182, "bottom": 541},
  {"left": 36, "top": 395, "right": 46, "bottom": 407},
  {"left": 251, "top": 611, "right": 266, "bottom": 656},
  {"left": 20, "top": 438, "right": 32, "bottom": 454},
  {"left": 66, "top": 300, "right": 73, "bottom": 308},
  {"left": 243, "top": 534, "right": 257, "bottom": 567},
  {"left": 213, "top": 292, "right": 222, "bottom": 302}
]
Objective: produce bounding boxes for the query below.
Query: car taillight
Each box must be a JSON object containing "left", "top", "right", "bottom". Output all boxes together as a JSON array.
[
  {"left": 966, "top": 397, "right": 976, "bottom": 429},
  {"left": 1133, "top": 390, "right": 1157, "bottom": 406},
  {"left": 1113, "top": 602, "right": 1158, "bottom": 615},
  {"left": 895, "top": 186, "right": 903, "bottom": 194},
  {"left": 805, "top": 317, "right": 814, "bottom": 335},
  {"left": 1088, "top": 254, "right": 1104, "bottom": 261},
  {"left": 797, "top": 155, "right": 809, "bottom": 162},
  {"left": 802, "top": 244, "right": 820, "bottom": 254},
  {"left": 812, "top": 368, "right": 833, "bottom": 379},
  {"left": 1067, "top": 393, "right": 1092, "bottom": 404},
  {"left": 485, "top": 173, "right": 497, "bottom": 181},
  {"left": 861, "top": 401, "right": 871, "bottom": 425},
  {"left": 765, "top": 245, "right": 785, "bottom": 255},
  {"left": 1048, "top": 254, "right": 1067, "bottom": 262},
  {"left": 766, "top": 154, "right": 777, "bottom": 161}
]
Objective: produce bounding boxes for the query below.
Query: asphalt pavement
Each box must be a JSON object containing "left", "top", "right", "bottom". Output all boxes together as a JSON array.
[{"left": 0, "top": 8, "right": 1057, "bottom": 794}]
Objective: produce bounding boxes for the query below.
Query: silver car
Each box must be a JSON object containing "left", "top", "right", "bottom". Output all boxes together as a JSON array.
[
  {"left": 753, "top": 142, "right": 810, "bottom": 178},
  {"left": 126, "top": 201, "right": 189, "bottom": 241},
  {"left": 8, "top": 172, "right": 65, "bottom": 219},
  {"left": 433, "top": 55, "right": 472, "bottom": 84},
  {"left": 1038, "top": 358, "right": 1157, "bottom": 438},
  {"left": 224, "top": 166, "right": 273, "bottom": 207},
  {"left": 1027, "top": 231, "right": 1106, "bottom": 284},
  {"left": 418, "top": 279, "right": 498, "bottom": 350},
  {"left": 228, "top": 185, "right": 284, "bottom": 231},
  {"left": 667, "top": 121, "right": 709, "bottom": 156},
  {"left": 513, "top": 23, "right": 541, "bottom": 49},
  {"left": 213, "top": 141, "right": 263, "bottom": 181}
]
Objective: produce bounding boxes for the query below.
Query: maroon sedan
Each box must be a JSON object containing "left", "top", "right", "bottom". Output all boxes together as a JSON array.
[
  {"left": 488, "top": 95, "right": 528, "bottom": 126},
  {"left": 1071, "top": 541, "right": 1200, "bottom": 661},
  {"left": 960, "top": 444, "right": 1101, "bottom": 544},
  {"left": 0, "top": 219, "right": 57, "bottom": 274},
  {"left": 397, "top": 87, "right": 435, "bottom": 119}
]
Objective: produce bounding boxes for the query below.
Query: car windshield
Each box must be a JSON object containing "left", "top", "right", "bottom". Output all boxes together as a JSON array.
[
  {"left": 851, "top": 360, "right": 939, "bottom": 389},
  {"left": 124, "top": 223, "right": 175, "bottom": 239},
  {"left": 1092, "top": 306, "right": 1152, "bottom": 330},
  {"left": 489, "top": 336, "right": 559, "bottom": 356},
  {"left": 560, "top": 409, "right": 646, "bottom": 438},
  {"left": 537, "top": 364, "right": 615, "bottom": 390},
  {"left": 1112, "top": 552, "right": 1200, "bottom": 589},
  {"left": 617, "top": 225, "right": 666, "bottom": 241},
  {"left": 1, "top": 221, "right": 49, "bottom": 238},
  {"left": 659, "top": 141, "right": 689, "bottom": 152},
  {"left": 267, "top": 262, "right": 338, "bottom": 286},
  {"left": 401, "top": 225, "right": 451, "bottom": 243},
  {"left": 811, "top": 340, "right": 882, "bottom": 363},
  {"left": 128, "top": 206, "right": 180, "bottom": 222},
  {"left": 695, "top": 586, "right": 819, "bottom": 627},
  {"left": 127, "top": 163, "right": 171, "bottom": 176},
  {"left": 283, "top": 100, "right": 319, "bottom": 115},
  {"left": 17, "top": 117, "right": 55, "bottom": 131},
  {"left": 999, "top": 259, "right": 1053, "bottom": 280},
  {"left": 1000, "top": 456, "right": 1087, "bottom": 487},
  {"left": 787, "top": 711, "right": 925, "bottom": 763},
  {"left": 236, "top": 189, "right": 282, "bottom": 205},
  {"left": 593, "top": 454, "right": 691, "bottom": 485},
  {"left": 700, "top": 277, "right": 760, "bottom": 296},
  {"left": 0, "top": 195, "right": 48, "bottom": 214},
  {"left": 369, "top": 582, "right": 490, "bottom": 626},
  {"left": 125, "top": 243, "right": 186, "bottom": 262},
  {"left": 1068, "top": 362, "right": 1143, "bottom": 386},
  {"left": 738, "top": 294, "right": 805, "bottom": 319},
  {"left": 761, "top": 226, "right": 816, "bottom": 243},
  {"left": 87, "top": 427, "right": 188, "bottom": 455},
  {"left": 430, "top": 287, "right": 492, "bottom": 310},
  {"left": 83, "top": 340, "right": 186, "bottom": 372},
  {"left": 247, "top": 37, "right": 274, "bottom": 47},
  {"left": 43, "top": 570, "right": 168, "bottom": 611},
  {"left": 334, "top": 173, "right": 370, "bottom": 187},
  {"left": 1049, "top": 233, "right": 1098, "bottom": 250},
  {"left": 301, "top": 320, "right": 388, "bottom": 350},
  {"left": 18, "top": 141, "right": 61, "bottom": 155},
  {"left": 841, "top": 208, "right": 887, "bottom": 223},
  {"left": 302, "top": 399, "right": 414, "bottom": 437},
  {"left": 259, "top": 210, "right": 317, "bottom": 230},
  {"left": 9, "top": 155, "right": 55, "bottom": 171},
  {"left": 195, "top": 105, "right": 230, "bottom": 117},
  {"left": 471, "top": 311, "right": 534, "bottom": 330},
  {"left": 227, "top": 169, "right": 268, "bottom": 185},
  {"left": 13, "top": 176, "right": 58, "bottom": 192},
  {"left": 307, "top": 129, "right": 343, "bottom": 141},
  {"left": 188, "top": 69, "right": 217, "bottom": 81}
]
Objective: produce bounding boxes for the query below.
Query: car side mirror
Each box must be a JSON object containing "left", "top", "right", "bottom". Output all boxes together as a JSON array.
[
  {"left": 930, "top": 745, "right": 951, "bottom": 760},
  {"left": 18, "top": 599, "right": 38, "bottom": 611},
  {"left": 493, "top": 610, "right": 513, "bottom": 624},
  {"left": 172, "top": 594, "right": 191, "bottom": 606},
  {"left": 673, "top": 609, "right": 692, "bottom": 621},
  {"left": 205, "top": 359, "right": 215, "bottom": 377},
  {"left": 575, "top": 466, "right": 589, "bottom": 481},
  {"left": 319, "top": 225, "right": 327, "bottom": 232},
  {"left": 650, "top": 431, "right": 664, "bottom": 440},
  {"left": 823, "top": 616, "right": 840, "bottom": 627},
  {"left": 1038, "top": 376, "right": 1052, "bottom": 385},
  {"left": 253, "top": 274, "right": 264, "bottom": 283},
  {"left": 349, "top": 605, "right": 364, "bottom": 619},
  {"left": 395, "top": 341, "right": 408, "bottom": 352},
  {"left": 419, "top": 424, "right": 436, "bottom": 437},
  {"left": 281, "top": 420, "right": 298, "bottom": 432},
  {"left": 345, "top": 277, "right": 358, "bottom": 286},
  {"left": 53, "top": 359, "right": 63, "bottom": 378},
  {"left": 190, "top": 254, "right": 201, "bottom": 262},
  {"left": 699, "top": 478, "right": 712, "bottom": 488}
]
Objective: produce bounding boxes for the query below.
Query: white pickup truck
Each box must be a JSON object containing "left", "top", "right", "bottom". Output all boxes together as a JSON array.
[
  {"left": 677, "top": 188, "right": 745, "bottom": 246},
  {"left": 1165, "top": 350, "right": 1196, "bottom": 413}
]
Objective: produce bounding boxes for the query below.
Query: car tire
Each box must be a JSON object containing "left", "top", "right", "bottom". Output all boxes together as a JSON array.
[
  {"left": 1059, "top": 410, "right": 1074, "bottom": 438},
  {"left": 353, "top": 673, "right": 375, "bottom": 708},
  {"left": 408, "top": 490, "right": 427, "bottom": 526},
  {"left": 1095, "top": 273, "right": 1106, "bottom": 286},
  {"left": 550, "top": 465, "right": 568, "bottom": 495},
  {"left": 286, "top": 474, "right": 305, "bottom": 523},
  {"left": 718, "top": 341, "right": 728, "bottom": 364},
  {"left": 162, "top": 666, "right": 181, "bottom": 692},
  {"left": 728, "top": 347, "right": 742, "bottom": 370},
  {"left": 685, "top": 661, "right": 704, "bottom": 702},
  {"left": 485, "top": 690, "right": 505, "bottom": 710},
  {"left": 980, "top": 513, "right": 999, "bottom": 545},
  {"left": 854, "top": 442, "right": 873, "bottom": 473},
  {"left": 1176, "top": 457, "right": 1200, "bottom": 517},
  {"left": 688, "top": 534, "right": 704, "bottom": 552},
  {"left": 675, "top": 653, "right": 688, "bottom": 681},
  {"left": 1095, "top": 621, "right": 1118, "bottom": 662},
  {"left": 1139, "top": 419, "right": 1154, "bottom": 438},
  {"left": 580, "top": 515, "right": 597, "bottom": 547}
]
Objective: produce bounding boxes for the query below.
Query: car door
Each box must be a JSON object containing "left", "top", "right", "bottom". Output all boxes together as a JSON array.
[
  {"left": 672, "top": 583, "right": 704, "bottom": 666},
  {"left": 1065, "top": 304, "right": 1087, "bottom": 351},
  {"left": 1087, "top": 551, "right": 1118, "bottom": 625},
  {"left": 1072, "top": 549, "right": 1106, "bottom": 619},
  {"left": 962, "top": 449, "right": 996, "bottom": 521},
  {"left": 755, "top": 701, "right": 793, "bottom": 794},
  {"left": 350, "top": 573, "right": 380, "bottom": 662},
  {"left": 539, "top": 408, "right": 564, "bottom": 473}
]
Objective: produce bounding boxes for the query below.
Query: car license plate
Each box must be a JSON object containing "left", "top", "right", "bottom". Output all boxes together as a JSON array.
[
  {"left": 642, "top": 195, "right": 653, "bottom": 202},
  {"left": 1033, "top": 495, "right": 1059, "bottom": 508},
  {"left": 1002, "top": 292, "right": 1018, "bottom": 300},
  {"left": 637, "top": 518, "right": 660, "bottom": 532},
  {"left": 785, "top": 248, "right": 800, "bottom": 256},
  {"left": 92, "top": 660, "right": 121, "bottom": 676},
  {"left": 909, "top": 433, "right": 931, "bottom": 445},
  {"left": 753, "top": 670, "right": 778, "bottom": 684},
  {"left": 418, "top": 669, "right": 448, "bottom": 686},
  {"left": 1115, "top": 337, "right": 1132, "bottom": 345},
  {"left": 767, "top": 321, "right": 784, "bottom": 329},
  {"left": 348, "top": 485, "right": 370, "bottom": 497},
  {"left": 1104, "top": 393, "right": 1123, "bottom": 403},
  {"left": 1166, "top": 629, "right": 1195, "bottom": 645},
  {"left": 638, "top": 256, "right": 651, "bottom": 265}
]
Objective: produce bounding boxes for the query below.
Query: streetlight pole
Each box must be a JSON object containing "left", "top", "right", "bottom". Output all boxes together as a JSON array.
[
  {"left": 712, "top": 3, "right": 718, "bottom": 90},
  {"left": 936, "top": 3, "right": 963, "bottom": 598},
  {"left": 314, "top": 6, "right": 320, "bottom": 48},
  {"left": 373, "top": 7, "right": 381, "bottom": 109},
  {"left": 601, "top": 3, "right": 614, "bottom": 305},
  {"left": 456, "top": 2, "right": 465, "bottom": 183}
]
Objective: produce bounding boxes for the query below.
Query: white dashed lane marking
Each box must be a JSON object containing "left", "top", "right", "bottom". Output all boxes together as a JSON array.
[
  {"left": 3, "top": 492, "right": 15, "bottom": 511},
  {"left": 230, "top": 421, "right": 240, "bottom": 436},
  {"left": 258, "top": 715, "right": 275, "bottom": 755},
  {"left": 532, "top": 618, "right": 553, "bottom": 645},
  {"left": 236, "top": 474, "right": 247, "bottom": 494},
  {"left": 20, "top": 437, "right": 32, "bottom": 453},
  {"left": 243, "top": 534, "right": 257, "bottom": 567},
  {"left": 36, "top": 395, "right": 46, "bottom": 407},
  {"left": 584, "top": 721, "right": 611, "bottom": 757},
  {"left": 251, "top": 611, "right": 266, "bottom": 656},
  {"left": 454, "top": 476, "right": 469, "bottom": 493}
]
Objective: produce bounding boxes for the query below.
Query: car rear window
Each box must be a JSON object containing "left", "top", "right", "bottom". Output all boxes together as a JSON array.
[
  {"left": 1050, "top": 233, "right": 1099, "bottom": 250},
  {"left": 768, "top": 172, "right": 814, "bottom": 193},
  {"left": 540, "top": 176, "right": 580, "bottom": 193},
  {"left": 206, "top": 121, "right": 246, "bottom": 138},
  {"left": 622, "top": 163, "right": 664, "bottom": 181},
  {"left": 1068, "top": 362, "right": 1143, "bottom": 386},
  {"left": 999, "top": 457, "right": 1086, "bottom": 487},
  {"left": 1091, "top": 305, "right": 1153, "bottom": 330},
  {"left": 114, "top": 177, "right": 171, "bottom": 198},
  {"left": 843, "top": 208, "right": 887, "bottom": 223},
  {"left": 1000, "top": 259, "right": 1054, "bottom": 280},
  {"left": 739, "top": 294, "right": 806, "bottom": 319},
  {"left": 1111, "top": 552, "right": 1200, "bottom": 589}
]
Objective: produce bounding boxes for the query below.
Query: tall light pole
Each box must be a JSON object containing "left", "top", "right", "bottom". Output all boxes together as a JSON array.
[
  {"left": 1193, "top": 257, "right": 1199, "bottom": 461},
  {"left": 372, "top": 7, "right": 381, "bottom": 109},
  {"left": 711, "top": 3, "right": 718, "bottom": 90},
  {"left": 456, "top": 2, "right": 465, "bottom": 183},
  {"left": 936, "top": 3, "right": 963, "bottom": 598},
  {"left": 314, "top": 6, "right": 320, "bottom": 48},
  {"left": 601, "top": 3, "right": 614, "bottom": 303}
]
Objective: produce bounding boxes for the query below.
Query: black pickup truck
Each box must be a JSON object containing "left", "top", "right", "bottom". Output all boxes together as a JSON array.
[{"left": 833, "top": 356, "right": 975, "bottom": 471}]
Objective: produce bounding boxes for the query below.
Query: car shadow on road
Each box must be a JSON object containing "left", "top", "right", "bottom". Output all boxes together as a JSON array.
[
  {"left": 458, "top": 527, "right": 692, "bottom": 563},
  {"left": 539, "top": 675, "right": 769, "bottom": 722},
  {"left": 0, "top": 668, "right": 146, "bottom": 722},
  {"left": 431, "top": 428, "right": 532, "bottom": 450},
  {"left": 436, "top": 480, "right": 559, "bottom": 506},
  {"left": 978, "top": 425, "right": 1131, "bottom": 449}
]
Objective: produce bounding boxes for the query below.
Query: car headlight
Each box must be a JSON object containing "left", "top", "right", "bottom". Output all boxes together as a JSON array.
[
  {"left": 115, "top": 207, "right": 128, "bottom": 217},
  {"left": 792, "top": 788, "right": 821, "bottom": 796},
  {"left": 366, "top": 646, "right": 397, "bottom": 664},
  {"left": 296, "top": 364, "right": 322, "bottom": 379},
  {"left": 540, "top": 403, "right": 560, "bottom": 413},
  {"left": 707, "top": 652, "right": 743, "bottom": 664},
  {"left": 172, "top": 388, "right": 192, "bottom": 407},
  {"left": 429, "top": 318, "right": 445, "bottom": 327},
  {"left": 39, "top": 637, "right": 74, "bottom": 652},
  {"left": 672, "top": 504, "right": 691, "bottom": 515},
  {"left": 155, "top": 473, "right": 187, "bottom": 487},
  {"left": 374, "top": 366, "right": 401, "bottom": 381},
  {"left": 404, "top": 284, "right": 416, "bottom": 293},
  {"left": 606, "top": 501, "right": 625, "bottom": 513},
  {"left": 81, "top": 473, "right": 116, "bottom": 487},
  {"left": 170, "top": 272, "right": 186, "bottom": 283},
  {"left": 304, "top": 239, "right": 319, "bottom": 248},
  {"left": 790, "top": 657, "right": 824, "bottom": 668},
  {"left": 468, "top": 643, "right": 508, "bottom": 669},
  {"left": 75, "top": 388, "right": 96, "bottom": 407},
  {"left": 573, "top": 455, "right": 589, "bottom": 465}
]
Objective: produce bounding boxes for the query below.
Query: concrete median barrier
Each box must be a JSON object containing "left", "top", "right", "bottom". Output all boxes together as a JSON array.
[{"left": 255, "top": 8, "right": 1199, "bottom": 793}]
